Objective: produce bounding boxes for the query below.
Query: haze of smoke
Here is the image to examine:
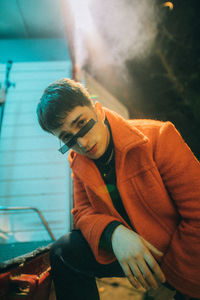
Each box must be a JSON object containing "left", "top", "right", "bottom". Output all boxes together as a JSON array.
[
  {"left": 91, "top": 0, "right": 158, "bottom": 65},
  {"left": 70, "top": 0, "right": 160, "bottom": 74}
]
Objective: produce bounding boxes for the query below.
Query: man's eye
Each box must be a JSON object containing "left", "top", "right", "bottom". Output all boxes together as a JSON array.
[
  {"left": 78, "top": 119, "right": 86, "bottom": 128},
  {"left": 63, "top": 135, "right": 73, "bottom": 143}
]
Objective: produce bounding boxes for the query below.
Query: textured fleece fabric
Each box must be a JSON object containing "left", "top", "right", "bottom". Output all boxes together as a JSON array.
[{"left": 68, "top": 108, "right": 200, "bottom": 298}]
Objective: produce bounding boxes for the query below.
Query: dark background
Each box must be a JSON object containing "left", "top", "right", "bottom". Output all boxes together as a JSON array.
[{"left": 92, "top": 0, "right": 200, "bottom": 159}]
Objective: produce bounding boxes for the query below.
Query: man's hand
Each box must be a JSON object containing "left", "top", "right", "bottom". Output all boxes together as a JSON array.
[{"left": 111, "top": 225, "right": 166, "bottom": 291}]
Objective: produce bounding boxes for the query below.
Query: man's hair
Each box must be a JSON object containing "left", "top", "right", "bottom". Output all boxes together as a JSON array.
[{"left": 36, "top": 78, "right": 93, "bottom": 134}]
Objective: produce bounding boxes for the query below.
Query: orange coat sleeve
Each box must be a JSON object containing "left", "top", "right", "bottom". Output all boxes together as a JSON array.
[
  {"left": 71, "top": 173, "right": 119, "bottom": 264},
  {"left": 155, "top": 122, "right": 200, "bottom": 298}
]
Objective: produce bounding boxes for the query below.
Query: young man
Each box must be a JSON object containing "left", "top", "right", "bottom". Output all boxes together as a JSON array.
[{"left": 37, "top": 78, "right": 200, "bottom": 300}]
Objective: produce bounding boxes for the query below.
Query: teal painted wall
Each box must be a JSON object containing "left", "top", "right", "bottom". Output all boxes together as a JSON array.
[
  {"left": 0, "top": 38, "right": 70, "bottom": 63},
  {"left": 0, "top": 61, "right": 72, "bottom": 244}
]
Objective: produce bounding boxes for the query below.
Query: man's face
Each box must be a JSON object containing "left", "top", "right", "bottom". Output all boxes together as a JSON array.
[{"left": 53, "top": 103, "right": 110, "bottom": 159}]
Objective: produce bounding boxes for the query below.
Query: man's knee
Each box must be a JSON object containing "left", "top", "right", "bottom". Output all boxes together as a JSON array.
[
  {"left": 49, "top": 230, "right": 85, "bottom": 266},
  {"left": 50, "top": 232, "right": 72, "bottom": 266}
]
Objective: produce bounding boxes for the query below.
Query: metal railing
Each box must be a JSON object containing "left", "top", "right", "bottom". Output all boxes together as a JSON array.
[{"left": 0, "top": 206, "right": 55, "bottom": 241}]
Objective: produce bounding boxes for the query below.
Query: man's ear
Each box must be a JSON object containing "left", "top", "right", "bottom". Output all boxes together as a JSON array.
[{"left": 94, "top": 102, "right": 105, "bottom": 121}]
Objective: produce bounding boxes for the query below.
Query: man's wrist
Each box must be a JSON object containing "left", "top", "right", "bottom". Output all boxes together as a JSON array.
[
  {"left": 99, "top": 221, "right": 122, "bottom": 251},
  {"left": 111, "top": 224, "right": 125, "bottom": 246}
]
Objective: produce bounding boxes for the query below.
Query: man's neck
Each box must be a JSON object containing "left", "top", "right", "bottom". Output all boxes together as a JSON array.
[{"left": 94, "top": 118, "right": 114, "bottom": 164}]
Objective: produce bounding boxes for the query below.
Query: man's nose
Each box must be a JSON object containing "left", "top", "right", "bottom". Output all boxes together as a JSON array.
[{"left": 77, "top": 136, "right": 89, "bottom": 149}]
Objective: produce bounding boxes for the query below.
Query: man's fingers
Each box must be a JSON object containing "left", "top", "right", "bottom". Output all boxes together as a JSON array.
[
  {"left": 141, "top": 238, "right": 166, "bottom": 283},
  {"left": 120, "top": 261, "right": 146, "bottom": 291},
  {"left": 136, "top": 258, "right": 159, "bottom": 290},
  {"left": 144, "top": 251, "right": 166, "bottom": 283},
  {"left": 129, "top": 257, "right": 150, "bottom": 290},
  {"left": 142, "top": 238, "right": 164, "bottom": 257},
  {"left": 128, "top": 276, "right": 144, "bottom": 291}
]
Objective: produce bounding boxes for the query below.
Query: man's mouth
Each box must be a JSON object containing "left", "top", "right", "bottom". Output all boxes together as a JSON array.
[{"left": 87, "top": 144, "right": 97, "bottom": 154}]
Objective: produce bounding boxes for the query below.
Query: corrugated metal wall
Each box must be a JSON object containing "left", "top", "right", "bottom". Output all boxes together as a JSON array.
[
  {"left": 0, "top": 61, "right": 72, "bottom": 244},
  {"left": 0, "top": 60, "right": 129, "bottom": 247}
]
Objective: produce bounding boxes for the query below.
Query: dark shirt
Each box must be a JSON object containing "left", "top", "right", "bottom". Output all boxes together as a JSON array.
[{"left": 94, "top": 118, "right": 133, "bottom": 251}]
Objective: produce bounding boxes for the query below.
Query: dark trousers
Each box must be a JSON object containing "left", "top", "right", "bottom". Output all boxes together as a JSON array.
[
  {"left": 49, "top": 230, "right": 196, "bottom": 300},
  {"left": 50, "top": 230, "right": 125, "bottom": 300}
]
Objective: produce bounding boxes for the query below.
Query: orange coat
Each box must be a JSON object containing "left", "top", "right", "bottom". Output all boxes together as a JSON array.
[{"left": 68, "top": 108, "right": 200, "bottom": 298}]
